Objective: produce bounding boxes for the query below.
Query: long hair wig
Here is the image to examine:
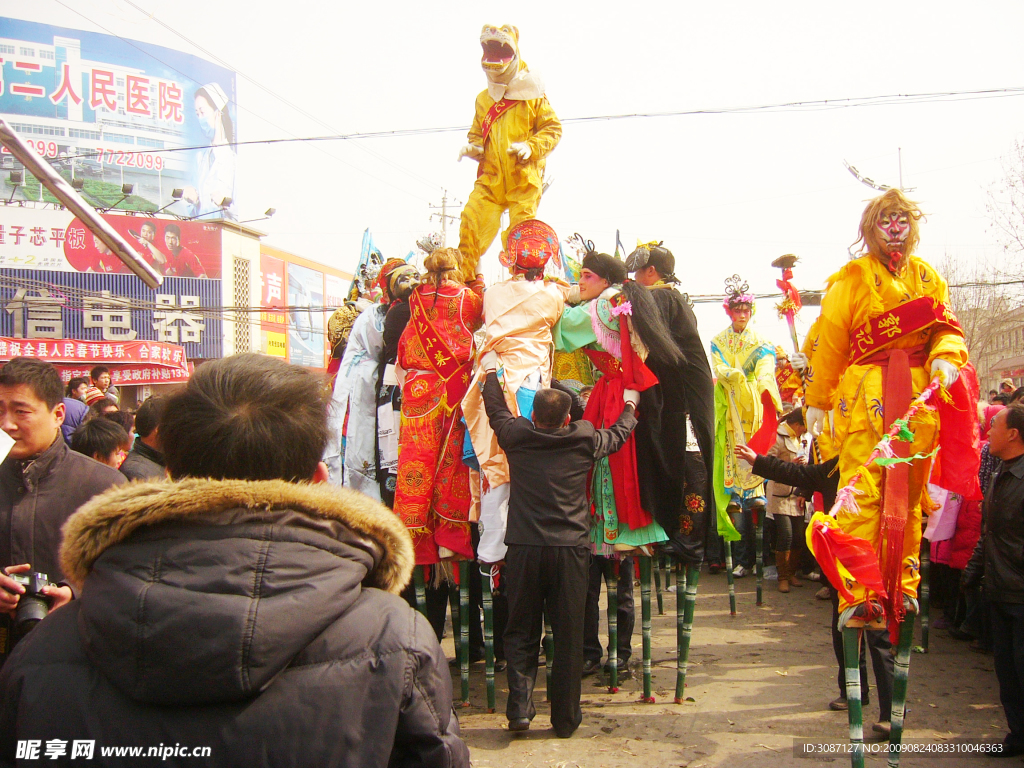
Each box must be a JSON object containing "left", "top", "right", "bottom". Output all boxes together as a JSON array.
[{"left": 621, "top": 280, "right": 686, "bottom": 369}]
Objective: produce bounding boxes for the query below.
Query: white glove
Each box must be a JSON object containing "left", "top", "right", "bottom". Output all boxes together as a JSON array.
[
  {"left": 790, "top": 352, "right": 808, "bottom": 373},
  {"left": 481, "top": 350, "right": 499, "bottom": 373},
  {"left": 806, "top": 406, "right": 826, "bottom": 438},
  {"left": 458, "top": 144, "right": 483, "bottom": 162},
  {"left": 623, "top": 389, "right": 640, "bottom": 408},
  {"left": 508, "top": 142, "right": 532, "bottom": 162},
  {"left": 930, "top": 358, "right": 959, "bottom": 388}
]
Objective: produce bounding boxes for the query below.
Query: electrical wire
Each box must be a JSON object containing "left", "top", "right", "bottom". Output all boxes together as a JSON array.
[{"left": 51, "top": 0, "right": 435, "bottom": 203}]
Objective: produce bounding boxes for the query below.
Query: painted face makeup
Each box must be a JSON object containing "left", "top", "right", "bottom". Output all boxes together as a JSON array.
[{"left": 876, "top": 210, "right": 910, "bottom": 255}]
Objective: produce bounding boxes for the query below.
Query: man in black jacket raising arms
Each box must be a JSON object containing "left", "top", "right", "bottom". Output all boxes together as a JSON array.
[
  {"left": 964, "top": 403, "right": 1024, "bottom": 757},
  {"left": 481, "top": 352, "right": 638, "bottom": 738}
]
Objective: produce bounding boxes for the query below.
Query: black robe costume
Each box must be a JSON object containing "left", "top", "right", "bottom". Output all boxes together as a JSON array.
[{"left": 635, "top": 284, "right": 716, "bottom": 564}]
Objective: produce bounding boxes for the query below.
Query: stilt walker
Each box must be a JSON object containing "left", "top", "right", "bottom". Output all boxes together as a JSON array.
[
  {"left": 639, "top": 557, "right": 655, "bottom": 702},
  {"left": 625, "top": 241, "right": 717, "bottom": 696},
  {"left": 804, "top": 189, "right": 982, "bottom": 766},
  {"left": 711, "top": 276, "right": 782, "bottom": 611}
]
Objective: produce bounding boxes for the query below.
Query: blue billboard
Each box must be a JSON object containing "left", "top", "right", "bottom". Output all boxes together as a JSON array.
[{"left": 0, "top": 17, "right": 237, "bottom": 220}]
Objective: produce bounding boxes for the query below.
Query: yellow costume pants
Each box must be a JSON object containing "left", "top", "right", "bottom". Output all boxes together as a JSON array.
[
  {"left": 833, "top": 365, "right": 937, "bottom": 613},
  {"left": 457, "top": 172, "right": 540, "bottom": 282}
]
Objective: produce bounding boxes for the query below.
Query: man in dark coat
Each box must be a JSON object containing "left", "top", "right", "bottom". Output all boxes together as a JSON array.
[
  {"left": 482, "top": 355, "right": 638, "bottom": 738},
  {"left": 964, "top": 404, "right": 1024, "bottom": 757},
  {"left": 0, "top": 358, "right": 126, "bottom": 664},
  {"left": 627, "top": 243, "right": 716, "bottom": 564},
  {"left": 118, "top": 396, "right": 167, "bottom": 481},
  {"left": 0, "top": 354, "right": 469, "bottom": 768}
]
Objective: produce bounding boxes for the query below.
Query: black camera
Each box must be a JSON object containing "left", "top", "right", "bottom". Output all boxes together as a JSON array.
[{"left": 10, "top": 571, "right": 52, "bottom": 639}]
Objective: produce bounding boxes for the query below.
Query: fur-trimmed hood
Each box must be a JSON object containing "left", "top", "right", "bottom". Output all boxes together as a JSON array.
[
  {"left": 58, "top": 478, "right": 416, "bottom": 706},
  {"left": 61, "top": 478, "right": 413, "bottom": 593}
]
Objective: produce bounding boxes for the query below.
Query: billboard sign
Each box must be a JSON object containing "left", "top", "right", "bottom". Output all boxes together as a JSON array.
[
  {"left": 286, "top": 262, "right": 324, "bottom": 368},
  {"left": 0, "top": 206, "right": 221, "bottom": 278},
  {"left": 259, "top": 252, "right": 287, "bottom": 358},
  {"left": 0, "top": 268, "right": 222, "bottom": 361},
  {"left": 0, "top": 17, "right": 237, "bottom": 220}
]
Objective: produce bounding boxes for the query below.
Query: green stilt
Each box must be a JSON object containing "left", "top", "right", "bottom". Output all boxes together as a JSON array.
[
  {"left": 653, "top": 555, "right": 664, "bottom": 616},
  {"left": 458, "top": 561, "right": 470, "bottom": 707},
  {"left": 543, "top": 613, "right": 553, "bottom": 701},
  {"left": 842, "top": 626, "right": 866, "bottom": 768},
  {"left": 888, "top": 612, "right": 916, "bottom": 766},
  {"left": 754, "top": 508, "right": 764, "bottom": 607},
  {"left": 639, "top": 557, "right": 654, "bottom": 702},
  {"left": 918, "top": 540, "right": 930, "bottom": 654},
  {"left": 725, "top": 548, "right": 737, "bottom": 616},
  {"left": 447, "top": 576, "right": 461, "bottom": 662},
  {"left": 606, "top": 559, "right": 619, "bottom": 693},
  {"left": 482, "top": 566, "right": 496, "bottom": 713},
  {"left": 675, "top": 563, "right": 700, "bottom": 703},
  {"left": 413, "top": 566, "right": 428, "bottom": 617}
]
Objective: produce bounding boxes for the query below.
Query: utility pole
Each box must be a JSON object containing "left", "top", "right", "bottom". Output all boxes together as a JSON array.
[{"left": 429, "top": 189, "right": 462, "bottom": 245}]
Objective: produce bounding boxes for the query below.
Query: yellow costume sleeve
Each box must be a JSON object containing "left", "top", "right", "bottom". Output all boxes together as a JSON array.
[
  {"left": 754, "top": 347, "right": 783, "bottom": 413},
  {"left": 922, "top": 266, "right": 969, "bottom": 371},
  {"left": 467, "top": 92, "right": 486, "bottom": 147},
  {"left": 805, "top": 268, "right": 857, "bottom": 410},
  {"left": 526, "top": 96, "right": 561, "bottom": 160}
]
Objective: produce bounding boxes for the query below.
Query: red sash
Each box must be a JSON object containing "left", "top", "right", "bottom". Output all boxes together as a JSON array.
[
  {"left": 851, "top": 296, "right": 963, "bottom": 364},
  {"left": 408, "top": 292, "right": 473, "bottom": 411},
  {"left": 477, "top": 98, "right": 519, "bottom": 180}
]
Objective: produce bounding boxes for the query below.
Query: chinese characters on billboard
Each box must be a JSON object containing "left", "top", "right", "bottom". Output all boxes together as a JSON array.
[
  {"left": 286, "top": 262, "right": 325, "bottom": 368},
  {"left": 0, "top": 17, "right": 237, "bottom": 220},
  {"left": 260, "top": 252, "right": 287, "bottom": 358}
]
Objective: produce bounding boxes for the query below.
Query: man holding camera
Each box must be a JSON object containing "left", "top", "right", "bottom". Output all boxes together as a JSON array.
[{"left": 0, "top": 358, "right": 126, "bottom": 660}]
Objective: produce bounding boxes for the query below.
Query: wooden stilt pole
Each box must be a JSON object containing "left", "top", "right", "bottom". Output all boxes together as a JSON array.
[
  {"left": 754, "top": 508, "right": 764, "bottom": 607},
  {"left": 653, "top": 554, "right": 664, "bottom": 615},
  {"left": 675, "top": 563, "right": 700, "bottom": 703},
  {"left": 458, "top": 561, "right": 470, "bottom": 707},
  {"left": 888, "top": 612, "right": 916, "bottom": 766},
  {"left": 918, "top": 540, "right": 930, "bottom": 654},
  {"left": 725, "top": 548, "right": 737, "bottom": 616},
  {"left": 639, "top": 556, "right": 654, "bottom": 702},
  {"left": 607, "top": 559, "right": 619, "bottom": 693},
  {"left": 482, "top": 565, "right": 495, "bottom": 713},
  {"left": 413, "top": 565, "right": 428, "bottom": 616},
  {"left": 842, "top": 626, "right": 866, "bottom": 768}
]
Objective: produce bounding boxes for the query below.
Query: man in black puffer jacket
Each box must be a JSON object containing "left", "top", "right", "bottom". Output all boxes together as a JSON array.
[{"left": 0, "top": 354, "right": 469, "bottom": 768}]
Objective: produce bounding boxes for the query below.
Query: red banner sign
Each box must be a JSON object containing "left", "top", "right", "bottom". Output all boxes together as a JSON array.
[{"left": 0, "top": 337, "right": 189, "bottom": 371}]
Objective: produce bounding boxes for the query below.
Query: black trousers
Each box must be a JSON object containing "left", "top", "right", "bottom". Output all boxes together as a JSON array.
[
  {"left": 584, "top": 555, "right": 634, "bottom": 665},
  {"left": 504, "top": 543, "right": 589, "bottom": 737},
  {"left": 990, "top": 600, "right": 1024, "bottom": 747},
  {"left": 829, "top": 584, "right": 894, "bottom": 721}
]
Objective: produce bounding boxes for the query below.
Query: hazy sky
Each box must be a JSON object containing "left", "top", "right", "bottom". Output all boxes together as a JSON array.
[{"left": 10, "top": 0, "right": 1024, "bottom": 348}]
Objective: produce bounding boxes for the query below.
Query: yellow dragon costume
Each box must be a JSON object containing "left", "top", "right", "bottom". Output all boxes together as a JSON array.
[{"left": 456, "top": 25, "right": 562, "bottom": 282}]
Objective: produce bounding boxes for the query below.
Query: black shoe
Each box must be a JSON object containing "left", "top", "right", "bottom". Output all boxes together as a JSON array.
[
  {"left": 948, "top": 626, "right": 975, "bottom": 641},
  {"left": 996, "top": 737, "right": 1024, "bottom": 757},
  {"left": 605, "top": 660, "right": 631, "bottom": 679},
  {"left": 448, "top": 653, "right": 485, "bottom": 667},
  {"left": 508, "top": 717, "right": 531, "bottom": 732},
  {"left": 708, "top": 562, "right": 724, "bottom": 574},
  {"left": 582, "top": 659, "right": 601, "bottom": 677},
  {"left": 494, "top": 659, "right": 507, "bottom": 673}
]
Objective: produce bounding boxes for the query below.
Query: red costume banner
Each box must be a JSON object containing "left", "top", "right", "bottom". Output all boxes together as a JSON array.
[{"left": 851, "top": 296, "right": 963, "bottom": 364}]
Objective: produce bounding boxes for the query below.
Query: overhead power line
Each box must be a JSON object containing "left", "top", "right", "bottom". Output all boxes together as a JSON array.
[{"left": 66, "top": 86, "right": 1024, "bottom": 162}]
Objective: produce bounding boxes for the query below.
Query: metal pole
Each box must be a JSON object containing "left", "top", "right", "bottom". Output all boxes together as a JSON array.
[
  {"left": 413, "top": 566, "right": 427, "bottom": 616},
  {"left": 543, "top": 613, "right": 554, "bottom": 701},
  {"left": 675, "top": 563, "right": 701, "bottom": 703},
  {"left": 754, "top": 507, "right": 764, "bottom": 607},
  {"left": 725, "top": 547, "right": 737, "bottom": 616},
  {"left": 918, "top": 539, "right": 930, "bottom": 653},
  {"left": 653, "top": 554, "right": 664, "bottom": 616}
]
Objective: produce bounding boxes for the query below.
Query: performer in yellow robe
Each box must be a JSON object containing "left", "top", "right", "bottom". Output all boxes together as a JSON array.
[
  {"left": 804, "top": 189, "right": 968, "bottom": 614},
  {"left": 462, "top": 220, "right": 565, "bottom": 564},
  {"left": 456, "top": 24, "right": 561, "bottom": 282}
]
